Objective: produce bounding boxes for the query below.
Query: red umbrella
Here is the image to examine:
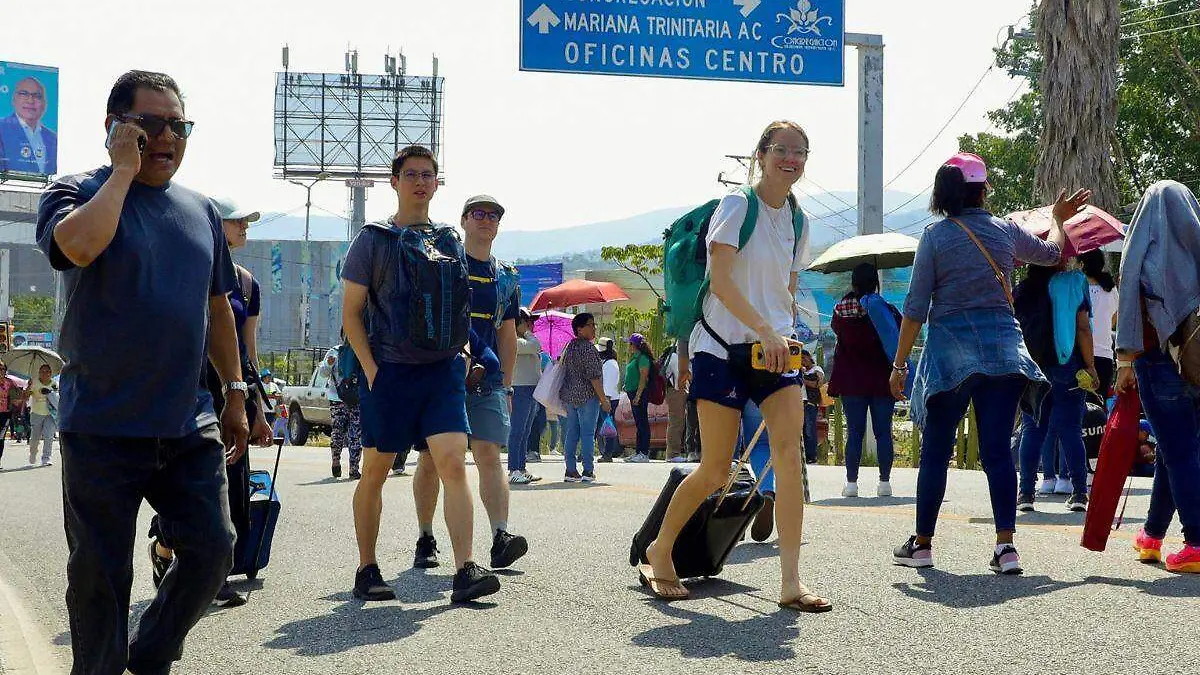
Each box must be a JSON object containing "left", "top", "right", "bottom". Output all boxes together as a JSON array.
[
  {"left": 1006, "top": 205, "right": 1126, "bottom": 258},
  {"left": 529, "top": 279, "right": 630, "bottom": 312}
]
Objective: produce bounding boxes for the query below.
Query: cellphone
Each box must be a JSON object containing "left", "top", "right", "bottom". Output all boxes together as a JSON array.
[
  {"left": 751, "top": 341, "right": 804, "bottom": 371},
  {"left": 106, "top": 120, "right": 147, "bottom": 152}
]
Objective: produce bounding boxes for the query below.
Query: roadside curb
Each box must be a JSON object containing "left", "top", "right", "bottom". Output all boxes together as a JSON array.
[{"left": 0, "top": 554, "right": 63, "bottom": 675}]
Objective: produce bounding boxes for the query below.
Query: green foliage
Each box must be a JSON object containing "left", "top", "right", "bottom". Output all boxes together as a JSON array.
[
  {"left": 11, "top": 295, "right": 54, "bottom": 333},
  {"left": 600, "top": 302, "right": 667, "bottom": 360},
  {"left": 959, "top": 0, "right": 1200, "bottom": 215},
  {"left": 600, "top": 244, "right": 664, "bottom": 300}
]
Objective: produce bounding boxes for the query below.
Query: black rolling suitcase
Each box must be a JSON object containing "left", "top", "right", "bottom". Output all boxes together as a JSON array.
[{"left": 630, "top": 422, "right": 770, "bottom": 579}]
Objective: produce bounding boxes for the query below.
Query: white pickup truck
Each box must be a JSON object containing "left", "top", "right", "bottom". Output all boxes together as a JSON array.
[{"left": 280, "top": 354, "right": 336, "bottom": 446}]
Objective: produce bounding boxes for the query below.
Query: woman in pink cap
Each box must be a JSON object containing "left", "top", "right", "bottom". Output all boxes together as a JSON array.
[{"left": 887, "top": 152, "right": 1090, "bottom": 574}]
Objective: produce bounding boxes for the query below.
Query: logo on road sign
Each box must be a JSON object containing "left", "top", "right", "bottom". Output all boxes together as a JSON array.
[{"left": 778, "top": 0, "right": 834, "bottom": 36}]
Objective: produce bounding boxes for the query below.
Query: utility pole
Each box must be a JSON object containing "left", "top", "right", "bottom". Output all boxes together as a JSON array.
[{"left": 289, "top": 172, "right": 331, "bottom": 346}]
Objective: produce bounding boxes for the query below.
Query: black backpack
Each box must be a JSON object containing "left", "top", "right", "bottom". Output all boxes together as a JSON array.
[
  {"left": 1014, "top": 281, "right": 1055, "bottom": 367},
  {"left": 366, "top": 222, "right": 471, "bottom": 360}
]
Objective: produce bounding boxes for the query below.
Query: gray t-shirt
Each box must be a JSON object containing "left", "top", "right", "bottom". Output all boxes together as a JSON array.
[
  {"left": 37, "top": 166, "right": 237, "bottom": 438},
  {"left": 341, "top": 220, "right": 465, "bottom": 365}
]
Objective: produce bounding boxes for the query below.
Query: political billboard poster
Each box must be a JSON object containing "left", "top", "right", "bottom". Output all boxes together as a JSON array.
[{"left": 0, "top": 61, "right": 59, "bottom": 178}]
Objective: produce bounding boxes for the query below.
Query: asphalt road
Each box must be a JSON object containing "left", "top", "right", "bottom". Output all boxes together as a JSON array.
[{"left": 0, "top": 440, "right": 1195, "bottom": 675}]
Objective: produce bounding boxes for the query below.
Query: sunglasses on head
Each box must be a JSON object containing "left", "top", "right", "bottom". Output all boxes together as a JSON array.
[{"left": 118, "top": 113, "right": 194, "bottom": 140}]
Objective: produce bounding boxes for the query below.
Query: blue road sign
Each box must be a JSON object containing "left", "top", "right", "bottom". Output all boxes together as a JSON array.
[{"left": 520, "top": 0, "right": 844, "bottom": 86}]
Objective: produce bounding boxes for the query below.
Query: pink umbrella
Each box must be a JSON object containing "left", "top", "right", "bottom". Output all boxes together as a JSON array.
[
  {"left": 1007, "top": 205, "right": 1126, "bottom": 258},
  {"left": 533, "top": 311, "right": 576, "bottom": 360}
]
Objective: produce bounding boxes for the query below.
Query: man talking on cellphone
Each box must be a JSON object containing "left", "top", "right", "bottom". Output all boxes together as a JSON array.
[{"left": 36, "top": 70, "right": 248, "bottom": 675}]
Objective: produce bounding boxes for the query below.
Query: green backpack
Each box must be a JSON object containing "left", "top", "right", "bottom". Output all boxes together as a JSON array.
[{"left": 661, "top": 185, "right": 806, "bottom": 340}]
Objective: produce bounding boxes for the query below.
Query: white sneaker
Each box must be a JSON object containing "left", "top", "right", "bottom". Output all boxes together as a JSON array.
[
  {"left": 41, "top": 460, "right": 53, "bottom": 467},
  {"left": 626, "top": 453, "right": 650, "bottom": 463},
  {"left": 526, "top": 472, "right": 542, "bottom": 483},
  {"left": 669, "top": 456, "right": 687, "bottom": 463},
  {"left": 1038, "top": 479, "right": 1056, "bottom": 495},
  {"left": 877, "top": 480, "right": 892, "bottom": 497},
  {"left": 686, "top": 453, "right": 700, "bottom": 462},
  {"left": 509, "top": 470, "right": 532, "bottom": 485},
  {"left": 842, "top": 482, "right": 859, "bottom": 498},
  {"left": 1054, "top": 478, "right": 1072, "bottom": 495}
]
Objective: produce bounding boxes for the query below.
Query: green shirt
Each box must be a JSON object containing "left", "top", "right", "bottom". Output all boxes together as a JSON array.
[{"left": 624, "top": 353, "right": 651, "bottom": 395}]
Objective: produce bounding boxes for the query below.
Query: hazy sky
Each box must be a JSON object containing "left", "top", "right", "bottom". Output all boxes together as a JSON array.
[{"left": 8, "top": 0, "right": 1033, "bottom": 233}]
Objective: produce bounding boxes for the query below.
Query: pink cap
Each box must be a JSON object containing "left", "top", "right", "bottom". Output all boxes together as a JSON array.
[{"left": 944, "top": 152, "right": 989, "bottom": 184}]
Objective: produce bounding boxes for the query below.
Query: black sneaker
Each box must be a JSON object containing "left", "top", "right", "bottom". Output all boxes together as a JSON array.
[
  {"left": 598, "top": 456, "right": 613, "bottom": 463},
  {"left": 893, "top": 535, "right": 934, "bottom": 568},
  {"left": 353, "top": 563, "right": 396, "bottom": 601},
  {"left": 490, "top": 530, "right": 529, "bottom": 569},
  {"left": 751, "top": 492, "right": 776, "bottom": 542},
  {"left": 564, "top": 472, "right": 582, "bottom": 483},
  {"left": 990, "top": 544, "right": 1024, "bottom": 575},
  {"left": 332, "top": 463, "right": 342, "bottom": 479},
  {"left": 414, "top": 534, "right": 440, "bottom": 569},
  {"left": 1067, "top": 493, "right": 1089, "bottom": 512},
  {"left": 148, "top": 540, "right": 172, "bottom": 589},
  {"left": 1017, "top": 493, "right": 1035, "bottom": 512},
  {"left": 349, "top": 468, "right": 362, "bottom": 481},
  {"left": 212, "top": 582, "right": 247, "bottom": 608},
  {"left": 581, "top": 471, "right": 596, "bottom": 483},
  {"left": 451, "top": 562, "right": 500, "bottom": 603}
]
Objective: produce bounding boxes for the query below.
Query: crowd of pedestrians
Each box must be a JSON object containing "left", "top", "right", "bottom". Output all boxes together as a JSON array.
[{"left": 14, "top": 66, "right": 1200, "bottom": 675}]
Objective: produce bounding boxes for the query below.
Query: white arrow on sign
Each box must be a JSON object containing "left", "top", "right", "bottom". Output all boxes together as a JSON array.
[
  {"left": 528, "top": 4, "right": 561, "bottom": 34},
  {"left": 733, "top": 0, "right": 761, "bottom": 17}
]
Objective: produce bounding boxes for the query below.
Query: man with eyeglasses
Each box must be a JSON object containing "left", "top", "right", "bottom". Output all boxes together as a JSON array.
[
  {"left": 0, "top": 76, "right": 57, "bottom": 175},
  {"left": 36, "top": 70, "right": 248, "bottom": 675},
  {"left": 411, "top": 195, "right": 529, "bottom": 573},
  {"left": 343, "top": 145, "right": 500, "bottom": 604}
]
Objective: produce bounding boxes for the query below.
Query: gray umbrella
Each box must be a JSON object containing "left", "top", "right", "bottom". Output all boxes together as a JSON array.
[{"left": 4, "top": 346, "right": 65, "bottom": 378}]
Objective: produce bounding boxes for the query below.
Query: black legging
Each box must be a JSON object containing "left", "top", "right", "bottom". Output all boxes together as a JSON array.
[
  {"left": 0, "top": 411, "right": 10, "bottom": 462},
  {"left": 1095, "top": 356, "right": 1114, "bottom": 399}
]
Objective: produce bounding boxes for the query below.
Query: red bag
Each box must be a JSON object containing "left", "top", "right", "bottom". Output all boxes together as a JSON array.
[{"left": 1081, "top": 392, "right": 1141, "bottom": 552}]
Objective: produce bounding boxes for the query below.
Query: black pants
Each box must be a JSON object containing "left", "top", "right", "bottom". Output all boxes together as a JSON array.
[
  {"left": 631, "top": 396, "right": 651, "bottom": 456},
  {"left": 1095, "top": 356, "right": 1115, "bottom": 399},
  {"left": 684, "top": 399, "right": 701, "bottom": 458},
  {"left": 62, "top": 424, "right": 234, "bottom": 675},
  {"left": 0, "top": 411, "right": 9, "bottom": 462}
]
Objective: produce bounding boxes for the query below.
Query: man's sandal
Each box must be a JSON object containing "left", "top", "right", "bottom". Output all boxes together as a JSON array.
[
  {"left": 638, "top": 564, "right": 689, "bottom": 601},
  {"left": 778, "top": 592, "right": 833, "bottom": 613}
]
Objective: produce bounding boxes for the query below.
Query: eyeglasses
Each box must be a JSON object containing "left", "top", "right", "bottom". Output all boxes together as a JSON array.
[
  {"left": 118, "top": 113, "right": 194, "bottom": 140},
  {"left": 400, "top": 170, "right": 438, "bottom": 183},
  {"left": 468, "top": 209, "right": 501, "bottom": 222},
  {"left": 766, "top": 144, "right": 810, "bottom": 159},
  {"left": 15, "top": 89, "right": 44, "bottom": 102}
]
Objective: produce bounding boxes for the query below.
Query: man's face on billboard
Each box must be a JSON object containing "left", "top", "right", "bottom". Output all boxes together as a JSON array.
[{"left": 13, "top": 78, "right": 46, "bottom": 126}]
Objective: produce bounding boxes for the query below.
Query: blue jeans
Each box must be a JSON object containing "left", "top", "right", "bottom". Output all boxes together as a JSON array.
[
  {"left": 506, "top": 386, "right": 537, "bottom": 472},
  {"left": 741, "top": 401, "right": 775, "bottom": 495},
  {"left": 803, "top": 402, "right": 819, "bottom": 463},
  {"left": 1018, "top": 361, "right": 1088, "bottom": 496},
  {"left": 1136, "top": 350, "right": 1200, "bottom": 544},
  {"left": 564, "top": 398, "right": 601, "bottom": 475},
  {"left": 548, "top": 417, "right": 563, "bottom": 451},
  {"left": 842, "top": 395, "right": 896, "bottom": 482},
  {"left": 631, "top": 395, "right": 651, "bottom": 456},
  {"left": 916, "top": 374, "right": 1026, "bottom": 537}
]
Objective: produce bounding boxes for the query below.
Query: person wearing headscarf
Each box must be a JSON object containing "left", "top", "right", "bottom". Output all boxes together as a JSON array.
[{"left": 1116, "top": 180, "right": 1200, "bottom": 574}]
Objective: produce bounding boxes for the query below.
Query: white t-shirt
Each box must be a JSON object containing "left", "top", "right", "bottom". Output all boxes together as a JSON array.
[
  {"left": 689, "top": 190, "right": 811, "bottom": 359},
  {"left": 602, "top": 359, "right": 620, "bottom": 399},
  {"left": 665, "top": 351, "right": 679, "bottom": 387},
  {"left": 1089, "top": 283, "right": 1119, "bottom": 360}
]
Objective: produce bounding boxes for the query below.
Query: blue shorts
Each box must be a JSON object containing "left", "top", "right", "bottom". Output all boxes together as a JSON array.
[
  {"left": 359, "top": 357, "right": 470, "bottom": 455},
  {"left": 689, "top": 351, "right": 801, "bottom": 411},
  {"left": 467, "top": 389, "right": 511, "bottom": 447}
]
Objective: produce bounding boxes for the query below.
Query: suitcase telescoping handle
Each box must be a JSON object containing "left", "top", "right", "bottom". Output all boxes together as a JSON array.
[
  {"left": 715, "top": 421, "right": 773, "bottom": 512},
  {"left": 251, "top": 439, "right": 286, "bottom": 573}
]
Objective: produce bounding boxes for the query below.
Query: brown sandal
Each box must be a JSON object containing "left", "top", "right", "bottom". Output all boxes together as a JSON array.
[
  {"left": 638, "top": 564, "right": 689, "bottom": 601},
  {"left": 778, "top": 592, "right": 833, "bottom": 613}
]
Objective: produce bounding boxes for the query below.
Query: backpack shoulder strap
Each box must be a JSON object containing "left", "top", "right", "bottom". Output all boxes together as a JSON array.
[
  {"left": 736, "top": 185, "right": 759, "bottom": 250},
  {"left": 234, "top": 264, "right": 254, "bottom": 305}
]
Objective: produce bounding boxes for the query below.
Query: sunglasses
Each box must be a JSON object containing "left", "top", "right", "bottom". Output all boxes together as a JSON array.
[
  {"left": 118, "top": 113, "right": 194, "bottom": 140},
  {"left": 467, "top": 209, "right": 501, "bottom": 223}
]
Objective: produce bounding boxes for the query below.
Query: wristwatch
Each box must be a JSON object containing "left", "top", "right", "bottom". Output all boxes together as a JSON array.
[
  {"left": 223, "top": 381, "right": 249, "bottom": 396},
  {"left": 503, "top": 386, "right": 515, "bottom": 396},
  {"left": 1117, "top": 360, "right": 1134, "bottom": 370}
]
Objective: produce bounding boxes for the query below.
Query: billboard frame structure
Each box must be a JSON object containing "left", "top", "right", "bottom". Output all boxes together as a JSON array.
[{"left": 273, "top": 51, "right": 444, "bottom": 180}]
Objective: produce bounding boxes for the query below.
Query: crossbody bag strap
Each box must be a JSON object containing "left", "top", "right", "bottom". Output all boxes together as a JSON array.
[{"left": 948, "top": 217, "right": 1014, "bottom": 308}]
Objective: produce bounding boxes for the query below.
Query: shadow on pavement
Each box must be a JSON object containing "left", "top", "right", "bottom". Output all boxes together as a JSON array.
[
  {"left": 262, "top": 591, "right": 460, "bottom": 656},
  {"left": 515, "top": 482, "right": 611, "bottom": 491},
  {"left": 892, "top": 568, "right": 1089, "bottom": 608},
  {"left": 727, "top": 543, "right": 779, "bottom": 565},
  {"left": 295, "top": 477, "right": 344, "bottom": 486},
  {"left": 1082, "top": 574, "right": 1200, "bottom": 598},
  {"left": 390, "top": 568, "right": 453, "bottom": 605},
  {"left": 810, "top": 496, "right": 918, "bottom": 508},
  {"left": 632, "top": 595, "right": 801, "bottom": 662}
]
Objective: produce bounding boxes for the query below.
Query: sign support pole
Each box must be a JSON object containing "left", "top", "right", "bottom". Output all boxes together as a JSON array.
[{"left": 846, "top": 32, "right": 884, "bottom": 237}]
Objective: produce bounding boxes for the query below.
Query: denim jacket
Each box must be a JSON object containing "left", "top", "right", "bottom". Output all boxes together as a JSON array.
[{"left": 903, "top": 209, "right": 1061, "bottom": 428}]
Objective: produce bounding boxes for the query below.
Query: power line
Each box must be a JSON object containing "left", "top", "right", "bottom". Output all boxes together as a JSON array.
[
  {"left": 1122, "top": 6, "right": 1200, "bottom": 28},
  {"left": 1123, "top": 19, "right": 1200, "bottom": 38},
  {"left": 1123, "top": 0, "right": 1190, "bottom": 15}
]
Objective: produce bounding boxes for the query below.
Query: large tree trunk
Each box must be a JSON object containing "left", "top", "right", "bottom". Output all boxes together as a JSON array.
[{"left": 1036, "top": 0, "right": 1121, "bottom": 212}]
